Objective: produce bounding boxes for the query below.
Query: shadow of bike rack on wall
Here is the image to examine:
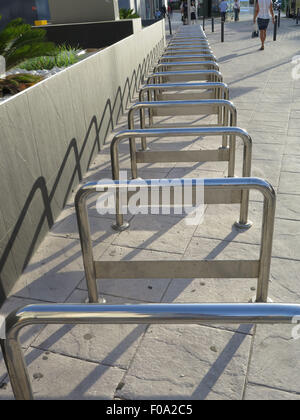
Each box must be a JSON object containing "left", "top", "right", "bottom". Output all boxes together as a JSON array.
[{"left": 0, "top": 44, "right": 162, "bottom": 306}]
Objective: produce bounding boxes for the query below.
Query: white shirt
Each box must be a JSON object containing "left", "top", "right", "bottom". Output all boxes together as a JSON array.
[
  {"left": 233, "top": 1, "right": 240, "bottom": 9},
  {"left": 258, "top": 0, "right": 272, "bottom": 19},
  {"left": 220, "top": 1, "right": 228, "bottom": 12}
]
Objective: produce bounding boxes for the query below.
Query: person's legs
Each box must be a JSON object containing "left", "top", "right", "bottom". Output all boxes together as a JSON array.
[
  {"left": 259, "top": 29, "right": 267, "bottom": 49},
  {"left": 259, "top": 30, "right": 264, "bottom": 48},
  {"left": 263, "top": 29, "right": 267, "bottom": 44},
  {"left": 257, "top": 19, "right": 269, "bottom": 49}
]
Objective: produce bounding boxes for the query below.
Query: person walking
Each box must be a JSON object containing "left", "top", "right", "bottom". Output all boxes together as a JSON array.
[
  {"left": 219, "top": 0, "right": 228, "bottom": 22},
  {"left": 191, "top": 1, "right": 197, "bottom": 23},
  {"left": 180, "top": 1, "right": 188, "bottom": 24},
  {"left": 161, "top": 5, "right": 167, "bottom": 18},
  {"left": 253, "top": 0, "right": 275, "bottom": 50},
  {"left": 233, "top": 0, "right": 240, "bottom": 21}
]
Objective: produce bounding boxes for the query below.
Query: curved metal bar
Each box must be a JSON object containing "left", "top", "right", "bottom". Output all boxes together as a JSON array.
[
  {"left": 159, "top": 54, "right": 217, "bottom": 62},
  {"left": 139, "top": 82, "right": 229, "bottom": 102},
  {"left": 166, "top": 46, "right": 211, "bottom": 50},
  {"left": 168, "top": 40, "right": 209, "bottom": 45},
  {"left": 2, "top": 301, "right": 297, "bottom": 400},
  {"left": 168, "top": 44, "right": 210, "bottom": 49},
  {"left": 164, "top": 49, "right": 213, "bottom": 55},
  {"left": 110, "top": 127, "right": 251, "bottom": 225},
  {"left": 173, "top": 36, "right": 207, "bottom": 40},
  {"left": 75, "top": 176, "right": 275, "bottom": 304},
  {"left": 147, "top": 69, "right": 223, "bottom": 84},
  {"left": 154, "top": 61, "right": 219, "bottom": 71},
  {"left": 127, "top": 99, "right": 236, "bottom": 130},
  {"left": 111, "top": 126, "right": 249, "bottom": 178},
  {"left": 153, "top": 61, "right": 219, "bottom": 72},
  {"left": 128, "top": 98, "right": 236, "bottom": 151}
]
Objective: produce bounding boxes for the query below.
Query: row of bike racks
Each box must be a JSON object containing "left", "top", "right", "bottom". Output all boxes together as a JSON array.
[{"left": 1, "top": 24, "right": 299, "bottom": 401}]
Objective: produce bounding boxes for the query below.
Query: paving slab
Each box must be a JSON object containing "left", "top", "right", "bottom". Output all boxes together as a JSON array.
[
  {"left": 276, "top": 193, "right": 300, "bottom": 221},
  {"left": 8, "top": 235, "right": 89, "bottom": 302},
  {"left": 32, "top": 291, "right": 148, "bottom": 370},
  {"left": 247, "top": 323, "right": 300, "bottom": 394},
  {"left": 0, "top": 348, "right": 125, "bottom": 400},
  {"left": 112, "top": 214, "right": 197, "bottom": 254},
  {"left": 116, "top": 324, "right": 252, "bottom": 400},
  {"left": 77, "top": 245, "right": 176, "bottom": 302},
  {"left": 244, "top": 383, "right": 300, "bottom": 400}
]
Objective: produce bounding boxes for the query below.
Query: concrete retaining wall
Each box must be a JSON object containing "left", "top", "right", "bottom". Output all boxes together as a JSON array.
[{"left": 0, "top": 19, "right": 165, "bottom": 304}]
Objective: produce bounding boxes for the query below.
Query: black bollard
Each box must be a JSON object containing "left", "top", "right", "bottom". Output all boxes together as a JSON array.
[
  {"left": 221, "top": 19, "right": 224, "bottom": 42},
  {"left": 168, "top": 13, "right": 172, "bottom": 35},
  {"left": 203, "top": 15, "right": 205, "bottom": 31},
  {"left": 278, "top": 9, "right": 280, "bottom": 27},
  {"left": 273, "top": 15, "right": 277, "bottom": 41},
  {"left": 297, "top": 9, "right": 300, "bottom": 24},
  {"left": 212, "top": 17, "right": 214, "bottom": 32}
]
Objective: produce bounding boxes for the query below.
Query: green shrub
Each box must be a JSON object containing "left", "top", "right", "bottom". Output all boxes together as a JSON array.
[
  {"left": 0, "top": 73, "right": 44, "bottom": 97},
  {"left": 19, "top": 44, "right": 81, "bottom": 71},
  {"left": 0, "top": 17, "right": 56, "bottom": 70},
  {"left": 119, "top": 8, "right": 140, "bottom": 19}
]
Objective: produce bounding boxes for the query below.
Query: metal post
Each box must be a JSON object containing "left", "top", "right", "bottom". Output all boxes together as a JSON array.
[
  {"left": 273, "top": 15, "right": 277, "bottom": 41},
  {"left": 297, "top": 9, "right": 299, "bottom": 24},
  {"left": 187, "top": 0, "right": 191, "bottom": 25},
  {"left": 212, "top": 17, "right": 214, "bottom": 32},
  {"left": 278, "top": 9, "right": 280, "bottom": 27},
  {"left": 203, "top": 15, "right": 205, "bottom": 31},
  {"left": 221, "top": 19, "right": 224, "bottom": 42},
  {"left": 168, "top": 12, "right": 172, "bottom": 35}
]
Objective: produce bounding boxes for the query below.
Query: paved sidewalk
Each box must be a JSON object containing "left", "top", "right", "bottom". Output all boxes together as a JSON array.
[{"left": 0, "top": 12, "right": 300, "bottom": 400}]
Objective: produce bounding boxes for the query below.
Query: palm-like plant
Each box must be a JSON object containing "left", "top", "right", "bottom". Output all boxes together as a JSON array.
[
  {"left": 0, "top": 17, "right": 56, "bottom": 98},
  {"left": 0, "top": 17, "right": 56, "bottom": 70}
]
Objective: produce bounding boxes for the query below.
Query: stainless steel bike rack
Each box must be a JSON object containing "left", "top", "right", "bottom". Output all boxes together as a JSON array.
[
  {"left": 110, "top": 128, "right": 252, "bottom": 230},
  {"left": 147, "top": 70, "right": 223, "bottom": 84},
  {"left": 139, "top": 82, "right": 229, "bottom": 101},
  {"left": 168, "top": 42, "right": 210, "bottom": 48},
  {"left": 174, "top": 35, "right": 207, "bottom": 40},
  {"left": 164, "top": 49, "right": 213, "bottom": 55},
  {"left": 111, "top": 127, "right": 249, "bottom": 178},
  {"left": 166, "top": 44, "right": 212, "bottom": 51},
  {"left": 127, "top": 99, "right": 236, "bottom": 151},
  {"left": 154, "top": 61, "right": 220, "bottom": 72},
  {"left": 73, "top": 177, "right": 275, "bottom": 304},
  {"left": 159, "top": 54, "right": 217, "bottom": 63},
  {"left": 2, "top": 301, "right": 298, "bottom": 400},
  {"left": 0, "top": 24, "right": 284, "bottom": 404}
]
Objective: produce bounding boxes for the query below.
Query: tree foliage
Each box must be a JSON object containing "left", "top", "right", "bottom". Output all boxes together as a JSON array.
[
  {"left": 0, "top": 17, "right": 56, "bottom": 70},
  {"left": 119, "top": 8, "right": 140, "bottom": 19}
]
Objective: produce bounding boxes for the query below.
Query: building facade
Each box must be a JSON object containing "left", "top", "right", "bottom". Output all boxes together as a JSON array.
[
  {"left": 0, "top": 0, "right": 50, "bottom": 29},
  {"left": 0, "top": 0, "right": 168, "bottom": 28},
  {"left": 118, "top": 0, "right": 168, "bottom": 18}
]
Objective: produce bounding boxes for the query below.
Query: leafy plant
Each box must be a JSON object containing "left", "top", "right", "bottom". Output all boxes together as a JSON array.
[
  {"left": 19, "top": 44, "right": 81, "bottom": 71},
  {"left": 0, "top": 73, "right": 44, "bottom": 97},
  {"left": 0, "top": 17, "right": 56, "bottom": 70},
  {"left": 119, "top": 8, "right": 140, "bottom": 19}
]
